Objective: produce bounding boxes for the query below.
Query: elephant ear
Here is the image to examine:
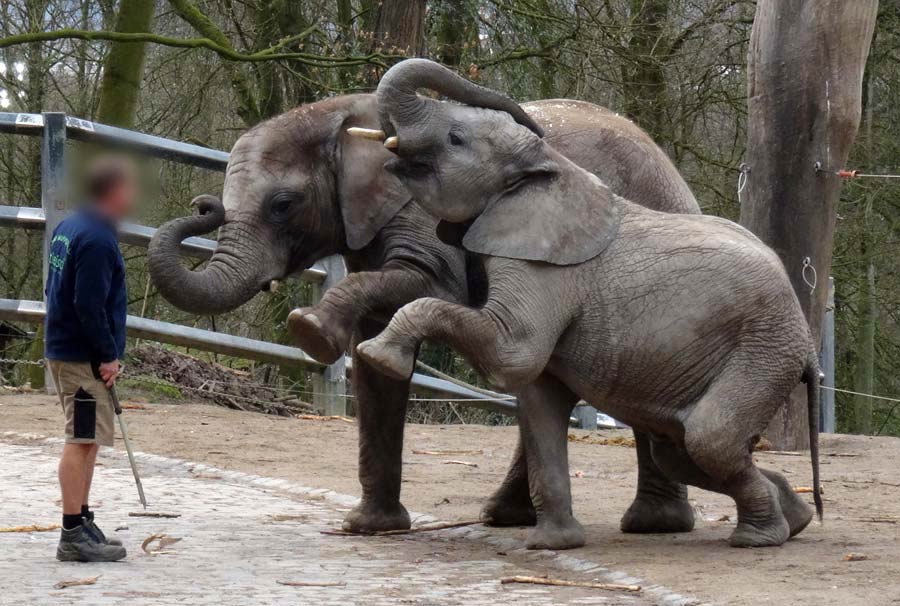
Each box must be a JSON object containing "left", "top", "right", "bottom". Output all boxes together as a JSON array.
[
  {"left": 462, "top": 171, "right": 620, "bottom": 265},
  {"left": 336, "top": 115, "right": 412, "bottom": 250}
]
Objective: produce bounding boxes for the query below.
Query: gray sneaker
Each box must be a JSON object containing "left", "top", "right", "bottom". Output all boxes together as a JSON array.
[
  {"left": 56, "top": 525, "right": 127, "bottom": 562},
  {"left": 84, "top": 516, "right": 123, "bottom": 546}
]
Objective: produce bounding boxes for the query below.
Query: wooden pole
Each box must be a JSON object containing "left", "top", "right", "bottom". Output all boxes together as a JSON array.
[{"left": 741, "top": 0, "right": 878, "bottom": 449}]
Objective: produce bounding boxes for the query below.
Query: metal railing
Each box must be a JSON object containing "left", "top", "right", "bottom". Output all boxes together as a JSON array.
[{"left": 0, "top": 111, "right": 517, "bottom": 417}]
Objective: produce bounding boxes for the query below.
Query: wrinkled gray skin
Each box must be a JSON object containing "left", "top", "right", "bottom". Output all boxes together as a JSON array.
[
  {"left": 357, "top": 58, "right": 822, "bottom": 550},
  {"left": 147, "top": 88, "right": 699, "bottom": 536}
]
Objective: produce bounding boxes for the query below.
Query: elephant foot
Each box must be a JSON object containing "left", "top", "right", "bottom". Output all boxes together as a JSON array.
[
  {"left": 287, "top": 307, "right": 349, "bottom": 365},
  {"left": 356, "top": 336, "right": 415, "bottom": 381},
  {"left": 526, "top": 514, "right": 586, "bottom": 551},
  {"left": 342, "top": 500, "right": 411, "bottom": 534},
  {"left": 729, "top": 482, "right": 790, "bottom": 548},
  {"left": 761, "top": 469, "right": 813, "bottom": 538},
  {"left": 480, "top": 494, "right": 537, "bottom": 527},
  {"left": 620, "top": 493, "right": 695, "bottom": 534}
]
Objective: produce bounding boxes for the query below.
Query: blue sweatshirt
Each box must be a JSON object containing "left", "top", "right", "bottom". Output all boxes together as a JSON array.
[{"left": 45, "top": 208, "right": 127, "bottom": 363}]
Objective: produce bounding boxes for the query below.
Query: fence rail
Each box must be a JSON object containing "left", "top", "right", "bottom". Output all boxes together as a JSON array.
[{"left": 0, "top": 111, "right": 518, "bottom": 417}]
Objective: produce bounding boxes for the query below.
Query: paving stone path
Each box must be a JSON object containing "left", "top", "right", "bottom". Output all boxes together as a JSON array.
[{"left": 0, "top": 439, "right": 698, "bottom": 605}]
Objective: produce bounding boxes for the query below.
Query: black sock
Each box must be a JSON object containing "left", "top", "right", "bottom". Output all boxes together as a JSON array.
[
  {"left": 62, "top": 514, "right": 82, "bottom": 530},
  {"left": 81, "top": 505, "right": 92, "bottom": 521}
]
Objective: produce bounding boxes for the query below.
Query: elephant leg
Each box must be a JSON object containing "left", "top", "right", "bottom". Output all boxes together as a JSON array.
[
  {"left": 289, "top": 268, "right": 432, "bottom": 365},
  {"left": 480, "top": 436, "right": 537, "bottom": 527},
  {"left": 677, "top": 372, "right": 795, "bottom": 548},
  {"left": 356, "top": 297, "right": 559, "bottom": 392},
  {"left": 518, "top": 374, "right": 585, "bottom": 550},
  {"left": 620, "top": 430, "right": 695, "bottom": 534},
  {"left": 342, "top": 317, "right": 413, "bottom": 533},
  {"left": 760, "top": 468, "right": 814, "bottom": 538}
]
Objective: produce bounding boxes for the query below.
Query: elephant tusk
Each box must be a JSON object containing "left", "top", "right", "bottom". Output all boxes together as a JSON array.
[
  {"left": 269, "top": 279, "right": 281, "bottom": 293},
  {"left": 384, "top": 136, "right": 399, "bottom": 149},
  {"left": 346, "top": 127, "right": 386, "bottom": 141}
]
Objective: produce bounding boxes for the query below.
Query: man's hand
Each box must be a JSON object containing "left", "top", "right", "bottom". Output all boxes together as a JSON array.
[{"left": 99, "top": 360, "right": 120, "bottom": 387}]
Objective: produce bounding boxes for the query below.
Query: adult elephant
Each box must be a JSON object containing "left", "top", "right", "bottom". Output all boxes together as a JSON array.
[{"left": 148, "top": 91, "right": 700, "bottom": 535}]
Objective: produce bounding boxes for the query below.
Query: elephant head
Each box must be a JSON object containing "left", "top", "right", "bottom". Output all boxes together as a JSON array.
[
  {"left": 370, "top": 58, "right": 619, "bottom": 265},
  {"left": 148, "top": 96, "right": 410, "bottom": 315}
]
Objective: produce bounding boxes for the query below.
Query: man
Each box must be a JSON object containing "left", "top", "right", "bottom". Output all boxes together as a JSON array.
[{"left": 45, "top": 156, "right": 135, "bottom": 562}]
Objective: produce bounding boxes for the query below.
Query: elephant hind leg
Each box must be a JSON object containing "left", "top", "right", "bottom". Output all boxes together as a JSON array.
[
  {"left": 481, "top": 437, "right": 537, "bottom": 527},
  {"left": 680, "top": 374, "right": 794, "bottom": 548},
  {"left": 620, "top": 430, "right": 694, "bottom": 534}
]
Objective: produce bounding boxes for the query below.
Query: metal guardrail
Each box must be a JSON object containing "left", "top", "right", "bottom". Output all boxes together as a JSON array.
[{"left": 0, "top": 111, "right": 518, "bottom": 417}]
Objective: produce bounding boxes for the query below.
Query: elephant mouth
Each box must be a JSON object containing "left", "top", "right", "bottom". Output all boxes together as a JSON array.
[{"left": 385, "top": 156, "right": 433, "bottom": 181}]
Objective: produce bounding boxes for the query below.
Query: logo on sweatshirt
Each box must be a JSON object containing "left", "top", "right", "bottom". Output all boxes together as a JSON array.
[{"left": 49, "top": 233, "right": 71, "bottom": 272}]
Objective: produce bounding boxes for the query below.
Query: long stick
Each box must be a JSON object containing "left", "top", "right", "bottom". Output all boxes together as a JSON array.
[
  {"left": 321, "top": 519, "right": 482, "bottom": 537},
  {"left": 109, "top": 385, "right": 147, "bottom": 509},
  {"left": 500, "top": 576, "right": 641, "bottom": 593}
]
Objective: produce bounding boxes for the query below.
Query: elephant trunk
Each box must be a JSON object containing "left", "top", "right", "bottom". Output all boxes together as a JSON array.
[
  {"left": 148, "top": 195, "right": 268, "bottom": 316},
  {"left": 376, "top": 58, "right": 544, "bottom": 137}
]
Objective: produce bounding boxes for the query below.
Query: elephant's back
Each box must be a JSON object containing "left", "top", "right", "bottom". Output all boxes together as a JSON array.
[{"left": 523, "top": 100, "right": 700, "bottom": 216}]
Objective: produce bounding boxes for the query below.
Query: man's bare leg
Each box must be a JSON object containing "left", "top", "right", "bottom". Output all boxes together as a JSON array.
[{"left": 59, "top": 443, "right": 92, "bottom": 521}]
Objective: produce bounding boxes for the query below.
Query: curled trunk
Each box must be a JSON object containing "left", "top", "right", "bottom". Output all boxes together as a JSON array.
[
  {"left": 376, "top": 58, "right": 543, "bottom": 136},
  {"left": 148, "top": 196, "right": 267, "bottom": 315}
]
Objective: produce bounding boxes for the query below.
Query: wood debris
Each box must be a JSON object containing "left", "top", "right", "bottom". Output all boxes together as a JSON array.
[
  {"left": 567, "top": 433, "right": 636, "bottom": 448},
  {"left": 759, "top": 450, "right": 859, "bottom": 458},
  {"left": 102, "top": 592, "right": 162, "bottom": 598},
  {"left": 322, "top": 519, "right": 482, "bottom": 537},
  {"left": 296, "top": 414, "right": 355, "bottom": 423},
  {"left": 54, "top": 575, "right": 100, "bottom": 590},
  {"left": 443, "top": 459, "right": 478, "bottom": 467},
  {"left": 413, "top": 449, "right": 484, "bottom": 456},
  {"left": 853, "top": 517, "right": 899, "bottom": 524},
  {"left": 129, "top": 512, "right": 180, "bottom": 518},
  {"left": 120, "top": 403, "right": 147, "bottom": 410},
  {"left": 500, "top": 576, "right": 641, "bottom": 593},
  {"left": 276, "top": 580, "right": 347, "bottom": 587},
  {"left": 844, "top": 553, "right": 869, "bottom": 562},
  {"left": 141, "top": 533, "right": 182, "bottom": 555},
  {"left": 794, "top": 486, "right": 824, "bottom": 494},
  {"left": 0, "top": 523, "right": 60, "bottom": 533},
  {"left": 266, "top": 514, "right": 310, "bottom": 523}
]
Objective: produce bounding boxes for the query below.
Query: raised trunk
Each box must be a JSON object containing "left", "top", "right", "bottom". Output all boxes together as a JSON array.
[
  {"left": 148, "top": 196, "right": 267, "bottom": 316},
  {"left": 376, "top": 58, "right": 543, "bottom": 137}
]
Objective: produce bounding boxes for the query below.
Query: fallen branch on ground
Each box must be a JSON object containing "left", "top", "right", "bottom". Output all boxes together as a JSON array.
[
  {"left": 0, "top": 523, "right": 60, "bottom": 533},
  {"left": 54, "top": 575, "right": 100, "bottom": 590},
  {"left": 760, "top": 450, "right": 859, "bottom": 458},
  {"left": 844, "top": 553, "right": 869, "bottom": 561},
  {"left": 567, "top": 434, "right": 635, "bottom": 447},
  {"left": 141, "top": 533, "right": 182, "bottom": 555},
  {"left": 443, "top": 460, "right": 478, "bottom": 468},
  {"left": 276, "top": 580, "right": 347, "bottom": 587},
  {"left": 296, "top": 414, "right": 354, "bottom": 423},
  {"left": 321, "top": 519, "right": 482, "bottom": 537},
  {"left": 852, "top": 517, "right": 899, "bottom": 524},
  {"left": 413, "top": 449, "right": 484, "bottom": 456},
  {"left": 129, "top": 512, "right": 180, "bottom": 518},
  {"left": 500, "top": 576, "right": 641, "bottom": 592},
  {"left": 794, "top": 486, "right": 825, "bottom": 494}
]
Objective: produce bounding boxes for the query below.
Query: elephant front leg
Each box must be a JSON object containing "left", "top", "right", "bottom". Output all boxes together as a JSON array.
[
  {"left": 289, "top": 268, "right": 431, "bottom": 364},
  {"left": 518, "top": 374, "right": 585, "bottom": 550},
  {"left": 620, "top": 430, "right": 695, "bottom": 534},
  {"left": 356, "top": 297, "right": 555, "bottom": 391},
  {"left": 342, "top": 318, "right": 413, "bottom": 533}
]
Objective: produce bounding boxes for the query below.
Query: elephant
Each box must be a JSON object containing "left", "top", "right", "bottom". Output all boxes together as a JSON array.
[
  {"left": 147, "top": 85, "right": 699, "bottom": 537},
  {"left": 355, "top": 58, "right": 823, "bottom": 551}
]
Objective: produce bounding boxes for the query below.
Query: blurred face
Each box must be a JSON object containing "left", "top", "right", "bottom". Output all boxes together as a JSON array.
[{"left": 97, "top": 177, "right": 137, "bottom": 221}]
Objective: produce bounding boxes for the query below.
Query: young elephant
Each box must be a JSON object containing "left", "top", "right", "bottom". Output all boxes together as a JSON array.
[{"left": 356, "top": 59, "right": 823, "bottom": 550}]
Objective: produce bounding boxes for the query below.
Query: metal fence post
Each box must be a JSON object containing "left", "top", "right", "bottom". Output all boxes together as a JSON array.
[
  {"left": 311, "top": 255, "right": 347, "bottom": 416},
  {"left": 820, "top": 276, "right": 836, "bottom": 433},
  {"left": 39, "top": 113, "right": 67, "bottom": 392}
]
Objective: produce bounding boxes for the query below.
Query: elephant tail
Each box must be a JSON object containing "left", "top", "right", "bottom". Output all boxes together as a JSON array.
[{"left": 802, "top": 353, "right": 823, "bottom": 522}]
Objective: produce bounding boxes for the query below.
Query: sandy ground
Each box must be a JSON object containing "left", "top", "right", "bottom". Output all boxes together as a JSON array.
[{"left": 2, "top": 392, "right": 899, "bottom": 606}]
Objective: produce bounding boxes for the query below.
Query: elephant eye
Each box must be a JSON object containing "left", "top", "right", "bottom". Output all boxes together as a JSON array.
[
  {"left": 269, "top": 192, "right": 302, "bottom": 220},
  {"left": 448, "top": 130, "right": 465, "bottom": 147}
]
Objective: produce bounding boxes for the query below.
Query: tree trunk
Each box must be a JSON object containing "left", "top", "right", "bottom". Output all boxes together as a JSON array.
[
  {"left": 622, "top": 0, "right": 669, "bottom": 144},
  {"left": 741, "top": 0, "right": 878, "bottom": 449},
  {"left": 95, "top": 0, "right": 155, "bottom": 128},
  {"left": 371, "top": 0, "right": 427, "bottom": 56}
]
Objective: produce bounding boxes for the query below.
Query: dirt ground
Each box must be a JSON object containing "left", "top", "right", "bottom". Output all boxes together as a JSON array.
[{"left": 3, "top": 393, "right": 899, "bottom": 606}]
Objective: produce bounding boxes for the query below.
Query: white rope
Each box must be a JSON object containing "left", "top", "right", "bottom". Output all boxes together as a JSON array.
[
  {"left": 822, "top": 385, "right": 900, "bottom": 405},
  {"left": 736, "top": 163, "right": 749, "bottom": 204}
]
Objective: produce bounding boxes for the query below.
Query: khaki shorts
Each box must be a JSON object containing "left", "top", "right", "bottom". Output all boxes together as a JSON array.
[{"left": 48, "top": 360, "right": 115, "bottom": 447}]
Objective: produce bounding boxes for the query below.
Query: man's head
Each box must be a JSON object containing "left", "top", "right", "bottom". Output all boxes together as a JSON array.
[{"left": 85, "top": 156, "right": 137, "bottom": 221}]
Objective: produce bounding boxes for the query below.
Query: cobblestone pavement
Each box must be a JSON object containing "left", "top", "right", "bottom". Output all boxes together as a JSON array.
[{"left": 0, "top": 439, "right": 701, "bottom": 606}]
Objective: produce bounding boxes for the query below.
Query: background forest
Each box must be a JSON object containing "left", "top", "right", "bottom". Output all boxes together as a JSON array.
[{"left": 0, "top": 1, "right": 897, "bottom": 435}]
